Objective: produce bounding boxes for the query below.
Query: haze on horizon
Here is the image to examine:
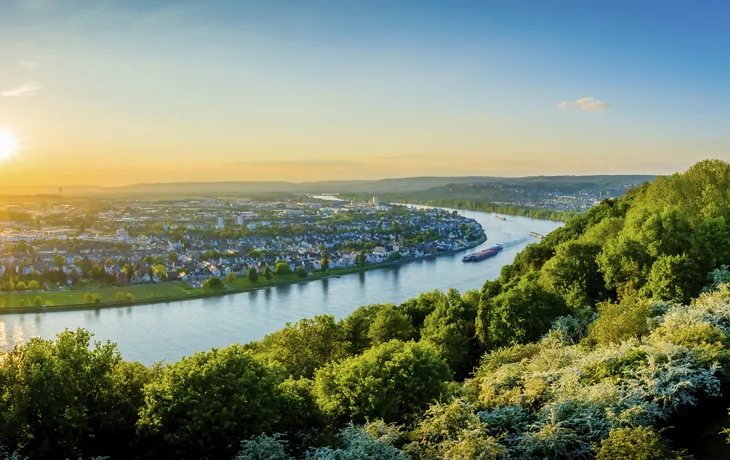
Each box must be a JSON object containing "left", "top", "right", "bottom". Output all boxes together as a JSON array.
[{"left": 0, "top": 0, "right": 728, "bottom": 187}]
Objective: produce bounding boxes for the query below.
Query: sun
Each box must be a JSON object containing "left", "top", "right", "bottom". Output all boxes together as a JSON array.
[{"left": 0, "top": 127, "right": 19, "bottom": 160}]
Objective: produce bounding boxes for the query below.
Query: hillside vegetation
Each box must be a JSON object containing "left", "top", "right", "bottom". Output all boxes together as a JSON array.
[{"left": 2, "top": 160, "right": 730, "bottom": 459}]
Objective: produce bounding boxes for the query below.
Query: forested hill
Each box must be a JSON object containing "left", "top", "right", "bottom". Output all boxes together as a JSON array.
[{"left": 3, "top": 160, "right": 730, "bottom": 459}]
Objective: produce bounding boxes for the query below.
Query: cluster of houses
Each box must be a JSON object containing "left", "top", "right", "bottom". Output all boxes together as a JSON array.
[{"left": 0, "top": 199, "right": 485, "bottom": 290}]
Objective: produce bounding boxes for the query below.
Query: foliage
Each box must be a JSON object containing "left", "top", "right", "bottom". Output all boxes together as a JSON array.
[
  {"left": 307, "top": 425, "right": 406, "bottom": 460},
  {"left": 587, "top": 299, "right": 655, "bottom": 346},
  {"left": 274, "top": 262, "right": 292, "bottom": 276},
  {"left": 248, "top": 267, "right": 259, "bottom": 282},
  {"left": 258, "top": 315, "right": 347, "bottom": 379},
  {"left": 0, "top": 330, "right": 153, "bottom": 459},
  {"left": 420, "top": 288, "right": 480, "bottom": 378},
  {"left": 137, "top": 345, "right": 285, "bottom": 459},
  {"left": 234, "top": 433, "right": 290, "bottom": 460},
  {"left": 595, "top": 426, "right": 688, "bottom": 460},
  {"left": 477, "top": 274, "right": 569, "bottom": 349},
  {"left": 314, "top": 340, "right": 451, "bottom": 423},
  {"left": 297, "top": 266, "right": 308, "bottom": 278},
  {"left": 367, "top": 303, "right": 414, "bottom": 345}
]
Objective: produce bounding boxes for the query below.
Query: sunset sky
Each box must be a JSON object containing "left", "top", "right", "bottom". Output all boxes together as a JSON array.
[{"left": 0, "top": 0, "right": 729, "bottom": 186}]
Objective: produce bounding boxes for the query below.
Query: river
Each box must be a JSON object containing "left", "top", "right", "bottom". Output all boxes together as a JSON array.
[{"left": 0, "top": 208, "right": 562, "bottom": 364}]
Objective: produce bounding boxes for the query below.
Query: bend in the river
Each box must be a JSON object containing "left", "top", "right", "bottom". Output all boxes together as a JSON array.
[{"left": 0, "top": 207, "right": 562, "bottom": 363}]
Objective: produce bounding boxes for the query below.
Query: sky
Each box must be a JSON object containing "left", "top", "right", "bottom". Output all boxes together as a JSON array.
[{"left": 0, "top": 0, "right": 729, "bottom": 186}]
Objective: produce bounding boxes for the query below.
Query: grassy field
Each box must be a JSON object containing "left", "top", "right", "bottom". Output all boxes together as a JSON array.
[
  {"left": 0, "top": 267, "right": 363, "bottom": 310},
  {"left": 0, "top": 256, "right": 451, "bottom": 311},
  {"left": 0, "top": 284, "right": 192, "bottom": 308}
]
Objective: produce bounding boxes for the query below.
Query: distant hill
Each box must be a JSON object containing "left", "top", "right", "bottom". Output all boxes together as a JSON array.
[{"left": 0, "top": 175, "right": 657, "bottom": 197}]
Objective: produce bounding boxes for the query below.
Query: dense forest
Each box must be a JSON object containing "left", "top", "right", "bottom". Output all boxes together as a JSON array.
[{"left": 3, "top": 160, "right": 730, "bottom": 459}]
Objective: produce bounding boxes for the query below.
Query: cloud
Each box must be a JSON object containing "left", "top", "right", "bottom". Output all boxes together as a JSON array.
[
  {"left": 503, "top": 117, "right": 519, "bottom": 123},
  {"left": 225, "top": 159, "right": 358, "bottom": 167},
  {"left": 556, "top": 101, "right": 568, "bottom": 109},
  {"left": 474, "top": 113, "right": 485, "bottom": 119},
  {"left": 1, "top": 83, "right": 41, "bottom": 97},
  {"left": 575, "top": 97, "right": 609, "bottom": 111},
  {"left": 19, "top": 61, "right": 39, "bottom": 70}
]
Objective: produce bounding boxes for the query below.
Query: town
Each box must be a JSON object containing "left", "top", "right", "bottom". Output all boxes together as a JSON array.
[{"left": 0, "top": 196, "right": 485, "bottom": 308}]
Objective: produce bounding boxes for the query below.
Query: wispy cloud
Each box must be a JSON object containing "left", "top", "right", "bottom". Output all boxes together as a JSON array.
[
  {"left": 225, "top": 159, "right": 358, "bottom": 167},
  {"left": 575, "top": 97, "right": 609, "bottom": 111},
  {"left": 19, "top": 61, "right": 39, "bottom": 70},
  {"left": 503, "top": 117, "right": 519, "bottom": 123},
  {"left": 1, "top": 83, "right": 42, "bottom": 97},
  {"left": 556, "top": 101, "right": 568, "bottom": 109}
]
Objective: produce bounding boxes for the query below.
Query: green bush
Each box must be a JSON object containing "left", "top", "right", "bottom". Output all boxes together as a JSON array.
[
  {"left": 274, "top": 262, "right": 292, "bottom": 276},
  {"left": 314, "top": 340, "right": 451, "bottom": 423}
]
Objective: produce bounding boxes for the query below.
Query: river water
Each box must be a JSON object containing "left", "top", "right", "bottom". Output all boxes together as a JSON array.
[{"left": 0, "top": 208, "right": 561, "bottom": 364}]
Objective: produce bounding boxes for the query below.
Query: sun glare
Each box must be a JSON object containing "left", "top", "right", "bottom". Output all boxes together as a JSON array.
[{"left": 0, "top": 127, "right": 19, "bottom": 160}]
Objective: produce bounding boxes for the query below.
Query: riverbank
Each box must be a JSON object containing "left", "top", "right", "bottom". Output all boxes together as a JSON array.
[{"left": 0, "top": 233, "right": 487, "bottom": 315}]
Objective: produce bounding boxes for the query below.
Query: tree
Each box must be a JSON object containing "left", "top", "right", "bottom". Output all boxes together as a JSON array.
[
  {"left": 477, "top": 275, "right": 568, "bottom": 349},
  {"left": 420, "top": 288, "right": 479, "bottom": 378},
  {"left": 14, "top": 281, "right": 26, "bottom": 291},
  {"left": 27, "top": 280, "right": 40, "bottom": 290},
  {"left": 258, "top": 315, "right": 347, "bottom": 378},
  {"left": 115, "top": 292, "right": 125, "bottom": 302},
  {"left": 137, "top": 345, "right": 284, "bottom": 459},
  {"left": 53, "top": 254, "right": 65, "bottom": 269},
  {"left": 226, "top": 272, "right": 236, "bottom": 283},
  {"left": 314, "top": 340, "right": 451, "bottom": 423},
  {"left": 644, "top": 253, "right": 702, "bottom": 303},
  {"left": 248, "top": 267, "right": 259, "bottom": 282},
  {"left": 368, "top": 303, "right": 414, "bottom": 345},
  {"left": 297, "top": 266, "right": 308, "bottom": 278},
  {"left": 125, "top": 292, "right": 134, "bottom": 302},
  {"left": 263, "top": 266, "right": 273, "bottom": 280},
  {"left": 321, "top": 253, "right": 330, "bottom": 272},
  {"left": 587, "top": 299, "right": 653, "bottom": 346},
  {"left": 168, "top": 252, "right": 178, "bottom": 263},
  {"left": 0, "top": 329, "right": 154, "bottom": 459},
  {"left": 539, "top": 241, "right": 604, "bottom": 309},
  {"left": 122, "top": 264, "right": 134, "bottom": 284},
  {"left": 274, "top": 262, "right": 291, "bottom": 276},
  {"left": 32, "top": 296, "right": 43, "bottom": 307},
  {"left": 358, "top": 251, "right": 367, "bottom": 268}
]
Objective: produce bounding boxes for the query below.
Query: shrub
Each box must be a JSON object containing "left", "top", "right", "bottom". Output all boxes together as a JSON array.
[
  {"left": 125, "top": 293, "right": 134, "bottom": 302},
  {"left": 15, "top": 281, "right": 26, "bottom": 291},
  {"left": 32, "top": 296, "right": 43, "bottom": 307},
  {"left": 115, "top": 292, "right": 124, "bottom": 302},
  {"left": 274, "top": 262, "right": 291, "bottom": 276},
  {"left": 296, "top": 266, "right": 307, "bottom": 278},
  {"left": 596, "top": 426, "right": 688, "bottom": 460},
  {"left": 587, "top": 300, "right": 654, "bottom": 346},
  {"left": 234, "top": 433, "right": 289, "bottom": 460},
  {"left": 27, "top": 280, "right": 40, "bottom": 290},
  {"left": 307, "top": 425, "right": 406, "bottom": 460},
  {"left": 247, "top": 268, "right": 259, "bottom": 282},
  {"left": 18, "top": 299, "right": 27, "bottom": 307}
]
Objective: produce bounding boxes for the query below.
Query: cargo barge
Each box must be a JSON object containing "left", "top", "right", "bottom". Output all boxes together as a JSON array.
[
  {"left": 530, "top": 232, "right": 544, "bottom": 240},
  {"left": 462, "top": 244, "right": 503, "bottom": 262}
]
